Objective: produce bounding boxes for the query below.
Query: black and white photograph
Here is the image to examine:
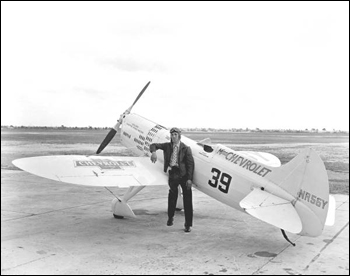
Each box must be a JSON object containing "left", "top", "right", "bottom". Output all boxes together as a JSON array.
[{"left": 1, "top": 1, "right": 348, "bottom": 275}]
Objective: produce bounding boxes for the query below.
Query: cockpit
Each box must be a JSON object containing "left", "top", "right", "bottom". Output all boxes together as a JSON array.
[{"left": 196, "top": 138, "right": 214, "bottom": 153}]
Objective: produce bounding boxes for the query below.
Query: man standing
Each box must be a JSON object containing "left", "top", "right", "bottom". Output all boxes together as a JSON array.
[{"left": 150, "top": 127, "right": 195, "bottom": 232}]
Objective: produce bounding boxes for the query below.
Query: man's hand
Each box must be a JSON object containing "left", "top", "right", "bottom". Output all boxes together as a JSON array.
[
  {"left": 186, "top": 180, "right": 192, "bottom": 190},
  {"left": 150, "top": 152, "right": 157, "bottom": 163}
]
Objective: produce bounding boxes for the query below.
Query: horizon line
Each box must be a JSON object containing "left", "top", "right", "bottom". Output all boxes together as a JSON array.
[{"left": 1, "top": 125, "right": 349, "bottom": 133}]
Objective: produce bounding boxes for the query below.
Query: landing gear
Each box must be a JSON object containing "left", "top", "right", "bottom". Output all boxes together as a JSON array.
[
  {"left": 176, "top": 187, "right": 183, "bottom": 211},
  {"left": 111, "top": 186, "right": 145, "bottom": 218},
  {"left": 110, "top": 185, "right": 183, "bottom": 218}
]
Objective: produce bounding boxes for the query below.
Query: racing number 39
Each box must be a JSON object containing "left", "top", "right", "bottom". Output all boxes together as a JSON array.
[{"left": 208, "top": 168, "right": 232, "bottom": 193}]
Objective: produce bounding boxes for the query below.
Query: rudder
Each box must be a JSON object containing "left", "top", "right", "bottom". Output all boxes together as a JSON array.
[{"left": 266, "top": 148, "right": 330, "bottom": 236}]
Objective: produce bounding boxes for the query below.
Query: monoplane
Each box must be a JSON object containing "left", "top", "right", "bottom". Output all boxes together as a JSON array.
[{"left": 13, "top": 82, "right": 335, "bottom": 245}]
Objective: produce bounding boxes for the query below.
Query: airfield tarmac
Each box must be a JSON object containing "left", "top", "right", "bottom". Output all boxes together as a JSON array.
[
  {"left": 1, "top": 170, "right": 348, "bottom": 275},
  {"left": 1, "top": 130, "right": 349, "bottom": 275}
]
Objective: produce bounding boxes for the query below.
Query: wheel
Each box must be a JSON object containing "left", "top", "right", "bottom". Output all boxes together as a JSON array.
[{"left": 113, "top": 214, "right": 124, "bottom": 219}]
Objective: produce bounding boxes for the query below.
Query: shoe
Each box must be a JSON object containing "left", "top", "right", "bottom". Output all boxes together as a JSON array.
[
  {"left": 167, "top": 217, "right": 174, "bottom": 226},
  {"left": 184, "top": 223, "right": 191, "bottom": 232}
]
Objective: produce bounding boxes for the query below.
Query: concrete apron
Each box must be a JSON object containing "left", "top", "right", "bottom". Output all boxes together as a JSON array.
[{"left": 1, "top": 170, "right": 349, "bottom": 275}]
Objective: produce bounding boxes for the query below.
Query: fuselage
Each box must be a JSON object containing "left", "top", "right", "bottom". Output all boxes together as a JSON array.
[{"left": 120, "top": 113, "right": 277, "bottom": 212}]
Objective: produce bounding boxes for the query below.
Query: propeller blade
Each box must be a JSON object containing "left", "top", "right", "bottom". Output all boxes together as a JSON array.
[
  {"left": 95, "top": 81, "right": 151, "bottom": 154},
  {"left": 129, "top": 81, "right": 150, "bottom": 111},
  {"left": 96, "top": 128, "right": 117, "bottom": 154}
]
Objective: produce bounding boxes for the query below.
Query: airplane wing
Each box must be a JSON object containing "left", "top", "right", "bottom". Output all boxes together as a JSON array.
[
  {"left": 239, "top": 188, "right": 302, "bottom": 234},
  {"left": 237, "top": 151, "right": 281, "bottom": 167},
  {"left": 12, "top": 155, "right": 168, "bottom": 188}
]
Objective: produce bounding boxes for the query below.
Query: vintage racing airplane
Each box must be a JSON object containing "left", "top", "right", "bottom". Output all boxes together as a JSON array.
[{"left": 13, "top": 81, "right": 335, "bottom": 245}]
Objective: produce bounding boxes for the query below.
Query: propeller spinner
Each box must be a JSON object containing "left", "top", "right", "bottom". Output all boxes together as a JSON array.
[{"left": 96, "top": 81, "right": 151, "bottom": 154}]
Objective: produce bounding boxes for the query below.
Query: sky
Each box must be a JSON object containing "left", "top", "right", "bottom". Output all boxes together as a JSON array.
[{"left": 1, "top": 1, "right": 349, "bottom": 131}]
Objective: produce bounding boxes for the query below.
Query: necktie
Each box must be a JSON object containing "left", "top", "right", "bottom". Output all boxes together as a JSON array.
[{"left": 170, "top": 145, "right": 178, "bottom": 167}]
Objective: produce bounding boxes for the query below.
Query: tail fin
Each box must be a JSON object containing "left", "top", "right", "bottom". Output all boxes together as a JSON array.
[{"left": 266, "top": 148, "right": 331, "bottom": 237}]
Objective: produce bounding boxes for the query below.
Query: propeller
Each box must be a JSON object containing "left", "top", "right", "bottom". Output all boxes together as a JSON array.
[{"left": 96, "top": 81, "right": 151, "bottom": 154}]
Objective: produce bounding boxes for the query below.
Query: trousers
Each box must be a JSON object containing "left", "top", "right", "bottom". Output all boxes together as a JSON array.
[{"left": 168, "top": 167, "right": 193, "bottom": 227}]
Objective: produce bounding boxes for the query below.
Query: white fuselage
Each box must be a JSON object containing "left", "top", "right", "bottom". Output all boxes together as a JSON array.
[{"left": 120, "top": 114, "right": 276, "bottom": 212}]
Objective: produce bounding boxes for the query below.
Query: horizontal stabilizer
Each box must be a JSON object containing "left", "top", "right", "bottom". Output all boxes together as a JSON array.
[{"left": 240, "top": 188, "right": 302, "bottom": 234}]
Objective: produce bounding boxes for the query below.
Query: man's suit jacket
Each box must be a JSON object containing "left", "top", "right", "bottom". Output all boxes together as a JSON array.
[{"left": 150, "top": 141, "right": 194, "bottom": 181}]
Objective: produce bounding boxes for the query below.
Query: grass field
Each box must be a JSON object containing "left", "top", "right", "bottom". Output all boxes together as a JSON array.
[{"left": 1, "top": 129, "right": 348, "bottom": 194}]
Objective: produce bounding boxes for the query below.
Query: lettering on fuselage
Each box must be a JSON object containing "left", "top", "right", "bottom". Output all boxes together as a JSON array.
[
  {"left": 124, "top": 122, "right": 166, "bottom": 154},
  {"left": 123, "top": 131, "right": 131, "bottom": 139},
  {"left": 297, "top": 189, "right": 328, "bottom": 209},
  {"left": 131, "top": 123, "right": 144, "bottom": 134},
  {"left": 144, "top": 124, "right": 167, "bottom": 153},
  {"left": 74, "top": 158, "right": 136, "bottom": 170},
  {"left": 134, "top": 137, "right": 144, "bottom": 152},
  {"left": 217, "top": 148, "right": 272, "bottom": 178}
]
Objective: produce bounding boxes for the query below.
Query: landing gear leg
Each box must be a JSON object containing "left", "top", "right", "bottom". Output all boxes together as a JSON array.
[
  {"left": 111, "top": 186, "right": 145, "bottom": 218},
  {"left": 175, "top": 187, "right": 183, "bottom": 211}
]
